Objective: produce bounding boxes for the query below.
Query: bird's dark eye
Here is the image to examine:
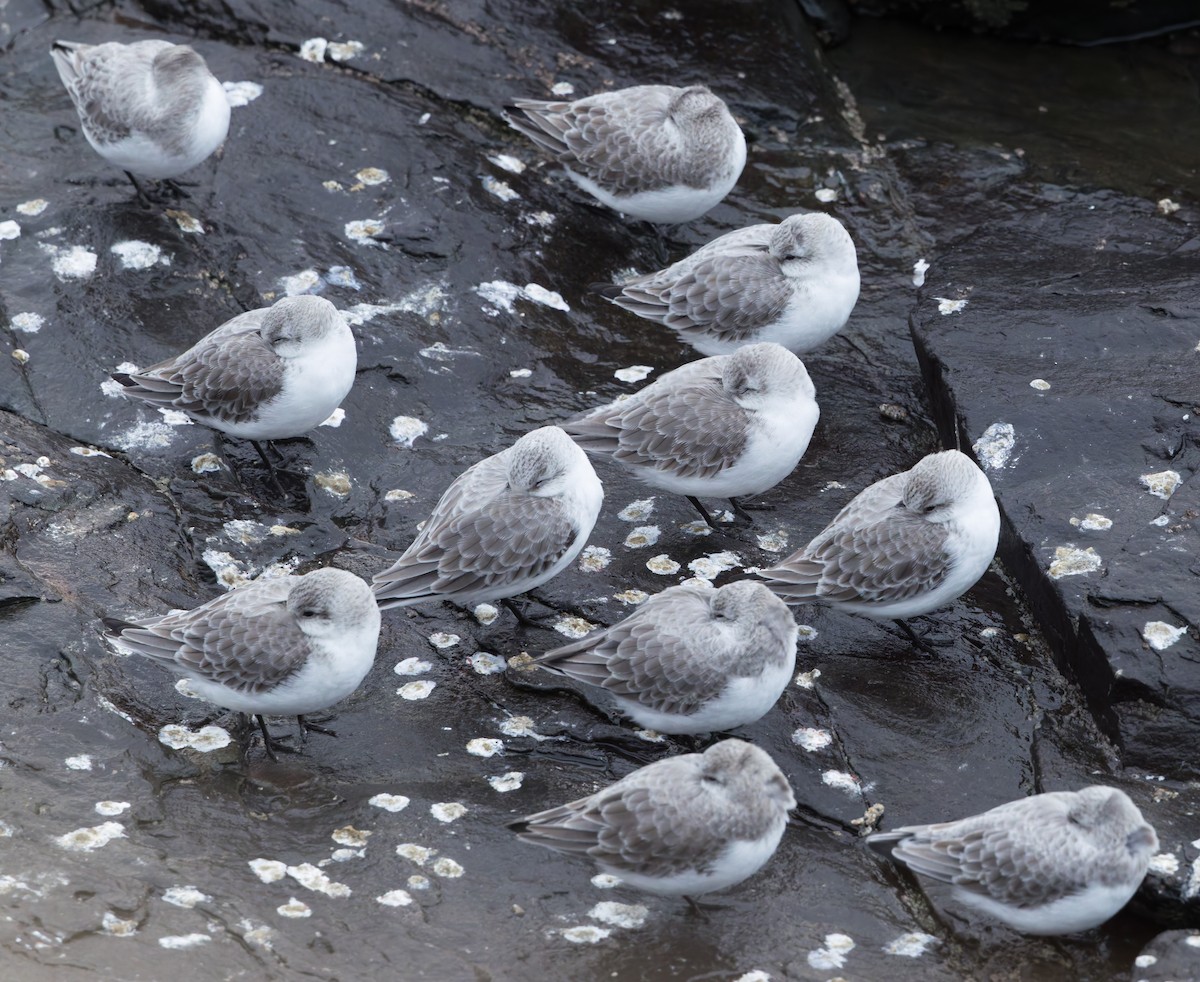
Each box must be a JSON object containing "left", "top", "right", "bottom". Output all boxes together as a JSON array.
[
  {"left": 923, "top": 504, "right": 938, "bottom": 514},
  {"left": 301, "top": 609, "right": 318, "bottom": 618},
  {"left": 701, "top": 772, "right": 723, "bottom": 786},
  {"left": 782, "top": 254, "right": 800, "bottom": 262}
]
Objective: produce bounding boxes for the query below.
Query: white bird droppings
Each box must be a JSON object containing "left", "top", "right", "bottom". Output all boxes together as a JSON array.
[
  {"left": 973, "top": 422, "right": 1015, "bottom": 470},
  {"left": 808, "top": 933, "right": 856, "bottom": 970},
  {"left": 1140, "top": 470, "right": 1182, "bottom": 500},
  {"left": 614, "top": 365, "right": 653, "bottom": 383},
  {"left": 345, "top": 218, "right": 386, "bottom": 245},
  {"left": 553, "top": 615, "right": 595, "bottom": 639},
  {"left": 298, "top": 37, "right": 328, "bottom": 62},
  {"left": 550, "top": 81, "right": 575, "bottom": 96},
  {"left": 646, "top": 554, "right": 680, "bottom": 575},
  {"left": 398, "top": 680, "right": 436, "bottom": 700},
  {"left": 618, "top": 498, "right": 655, "bottom": 521},
  {"left": 487, "top": 154, "right": 526, "bottom": 174},
  {"left": 623, "top": 525, "right": 660, "bottom": 548},
  {"left": 101, "top": 912, "right": 137, "bottom": 936},
  {"left": 95, "top": 801, "right": 130, "bottom": 817},
  {"left": 814, "top": 188, "right": 838, "bottom": 203},
  {"left": 792, "top": 727, "right": 832, "bottom": 752},
  {"left": 157, "top": 724, "right": 232, "bottom": 752},
  {"left": 331, "top": 826, "right": 372, "bottom": 848},
  {"left": 369, "top": 793, "right": 411, "bottom": 813},
  {"left": 396, "top": 843, "right": 434, "bottom": 865},
  {"left": 466, "top": 738, "right": 503, "bottom": 757},
  {"left": 1030, "top": 378, "right": 1051, "bottom": 391},
  {"left": 431, "top": 802, "right": 468, "bottom": 823},
  {"left": 355, "top": 167, "right": 389, "bottom": 185},
  {"left": 286, "top": 863, "right": 351, "bottom": 898},
  {"left": 469, "top": 652, "right": 506, "bottom": 675},
  {"left": 395, "top": 657, "right": 433, "bottom": 676},
  {"left": 474, "top": 603, "right": 499, "bottom": 625},
  {"left": 249, "top": 859, "right": 288, "bottom": 883},
  {"left": 158, "top": 933, "right": 210, "bottom": 949},
  {"left": 935, "top": 297, "right": 967, "bottom": 315},
  {"left": 561, "top": 925, "right": 611, "bottom": 944},
  {"left": 488, "top": 772, "right": 524, "bottom": 792},
  {"left": 163, "top": 886, "right": 210, "bottom": 909},
  {"left": 482, "top": 175, "right": 520, "bottom": 201},
  {"left": 522, "top": 283, "right": 569, "bottom": 311},
  {"left": 328, "top": 40, "right": 365, "bottom": 62},
  {"left": 11, "top": 313, "right": 44, "bottom": 333},
  {"left": 389, "top": 416, "right": 428, "bottom": 447},
  {"left": 432, "top": 857, "right": 464, "bottom": 878},
  {"left": 376, "top": 889, "right": 413, "bottom": 907},
  {"left": 56, "top": 822, "right": 125, "bottom": 852},
  {"left": 41, "top": 243, "right": 97, "bottom": 280},
  {"left": 428, "top": 632, "right": 460, "bottom": 649},
  {"left": 64, "top": 755, "right": 93, "bottom": 771},
  {"left": 276, "top": 898, "right": 311, "bottom": 918},
  {"left": 613, "top": 589, "right": 649, "bottom": 606},
  {"left": 385, "top": 488, "right": 415, "bottom": 503},
  {"left": 884, "top": 932, "right": 938, "bottom": 957},
  {"left": 756, "top": 531, "right": 788, "bottom": 552},
  {"left": 688, "top": 551, "right": 741, "bottom": 581},
  {"left": 578, "top": 545, "right": 612, "bottom": 572},
  {"left": 190, "top": 453, "right": 224, "bottom": 476},
  {"left": 499, "top": 716, "right": 541, "bottom": 738},
  {"left": 1047, "top": 546, "right": 1102, "bottom": 579},
  {"left": 821, "top": 770, "right": 863, "bottom": 796},
  {"left": 588, "top": 901, "right": 648, "bottom": 928},
  {"left": 1149, "top": 853, "right": 1179, "bottom": 876},
  {"left": 591, "top": 873, "right": 622, "bottom": 889},
  {"left": 1071, "top": 513, "right": 1112, "bottom": 531},
  {"left": 16, "top": 199, "right": 48, "bottom": 216},
  {"left": 222, "top": 80, "right": 263, "bottom": 107},
  {"left": 111, "top": 240, "right": 168, "bottom": 270},
  {"left": 0, "top": 220, "right": 20, "bottom": 239},
  {"left": 1143, "top": 622, "right": 1188, "bottom": 651},
  {"left": 911, "top": 258, "right": 930, "bottom": 287}
]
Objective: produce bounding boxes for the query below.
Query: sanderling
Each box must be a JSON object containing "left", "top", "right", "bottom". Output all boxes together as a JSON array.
[
  {"left": 758, "top": 449, "right": 999, "bottom": 624},
  {"left": 110, "top": 295, "right": 356, "bottom": 473},
  {"left": 536, "top": 580, "right": 798, "bottom": 734},
  {"left": 51, "top": 39, "right": 230, "bottom": 192},
  {"left": 866, "top": 786, "right": 1158, "bottom": 935},
  {"left": 505, "top": 84, "right": 745, "bottom": 223},
  {"left": 102, "top": 568, "right": 381, "bottom": 759},
  {"left": 604, "top": 212, "right": 860, "bottom": 357},
  {"left": 371, "top": 426, "right": 603, "bottom": 617},
  {"left": 510, "top": 738, "right": 794, "bottom": 900},
  {"left": 563, "top": 342, "right": 818, "bottom": 528}
]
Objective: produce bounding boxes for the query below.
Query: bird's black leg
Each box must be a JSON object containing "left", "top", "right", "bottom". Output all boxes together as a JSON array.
[
  {"left": 256, "top": 715, "right": 299, "bottom": 760},
  {"left": 686, "top": 496, "right": 720, "bottom": 529},
  {"left": 297, "top": 715, "right": 338, "bottom": 740},
  {"left": 727, "top": 497, "right": 755, "bottom": 525},
  {"left": 501, "top": 597, "right": 542, "bottom": 627},
  {"left": 250, "top": 440, "right": 288, "bottom": 496}
]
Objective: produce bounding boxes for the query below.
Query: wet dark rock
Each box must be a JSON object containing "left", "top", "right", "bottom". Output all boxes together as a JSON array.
[
  {"left": 909, "top": 189, "right": 1200, "bottom": 780},
  {"left": 1132, "top": 930, "right": 1200, "bottom": 982},
  {"left": 1, "top": 0, "right": 1198, "bottom": 977}
]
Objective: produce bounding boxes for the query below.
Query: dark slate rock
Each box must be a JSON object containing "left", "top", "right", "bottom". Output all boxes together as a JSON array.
[
  {"left": 1133, "top": 930, "right": 1200, "bottom": 982},
  {"left": 910, "top": 189, "right": 1200, "bottom": 781}
]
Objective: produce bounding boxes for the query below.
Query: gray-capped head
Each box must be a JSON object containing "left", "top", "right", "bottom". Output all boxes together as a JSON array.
[
  {"left": 287, "top": 568, "right": 379, "bottom": 638},
  {"left": 151, "top": 44, "right": 212, "bottom": 86},
  {"left": 770, "top": 212, "right": 858, "bottom": 278},
  {"left": 901, "top": 449, "right": 989, "bottom": 522},
  {"left": 1073, "top": 786, "right": 1159, "bottom": 859},
  {"left": 668, "top": 85, "right": 730, "bottom": 128},
  {"left": 506, "top": 426, "right": 589, "bottom": 497},
  {"left": 701, "top": 738, "right": 797, "bottom": 813},
  {"left": 261, "top": 296, "right": 347, "bottom": 357},
  {"left": 710, "top": 579, "right": 798, "bottom": 647},
  {"left": 721, "top": 342, "right": 815, "bottom": 407}
]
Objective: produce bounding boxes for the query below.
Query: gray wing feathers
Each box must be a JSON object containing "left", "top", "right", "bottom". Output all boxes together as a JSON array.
[
  {"left": 615, "top": 254, "right": 793, "bottom": 344},
  {"left": 510, "top": 88, "right": 700, "bottom": 194},
  {"left": 54, "top": 40, "right": 175, "bottom": 145},
  {"left": 538, "top": 587, "right": 732, "bottom": 713},
  {"left": 876, "top": 803, "right": 1092, "bottom": 909},
  {"left": 374, "top": 469, "right": 577, "bottom": 603},
  {"left": 763, "top": 506, "right": 950, "bottom": 604},
  {"left": 565, "top": 375, "right": 749, "bottom": 480},
  {"left": 517, "top": 770, "right": 726, "bottom": 877},
  {"left": 113, "top": 312, "right": 284, "bottom": 424},
  {"left": 105, "top": 579, "right": 310, "bottom": 693}
]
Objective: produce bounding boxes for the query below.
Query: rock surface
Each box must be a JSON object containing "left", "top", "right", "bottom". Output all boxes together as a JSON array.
[{"left": 0, "top": 0, "right": 1197, "bottom": 979}]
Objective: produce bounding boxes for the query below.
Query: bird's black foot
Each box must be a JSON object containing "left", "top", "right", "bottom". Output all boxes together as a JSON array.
[
  {"left": 297, "top": 715, "right": 338, "bottom": 739},
  {"left": 891, "top": 618, "right": 953, "bottom": 653},
  {"left": 501, "top": 597, "right": 543, "bottom": 627},
  {"left": 686, "top": 496, "right": 722, "bottom": 529},
  {"left": 255, "top": 715, "right": 300, "bottom": 761}
]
